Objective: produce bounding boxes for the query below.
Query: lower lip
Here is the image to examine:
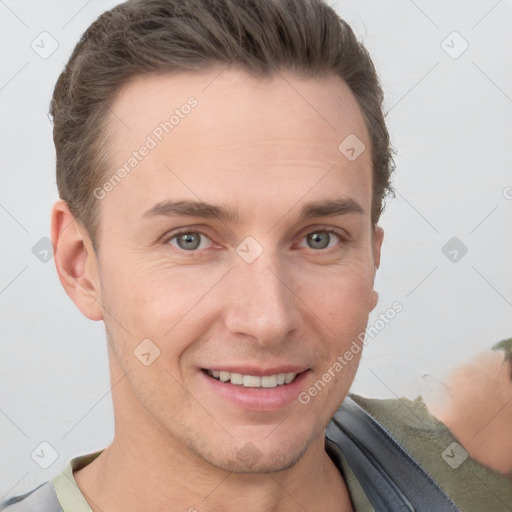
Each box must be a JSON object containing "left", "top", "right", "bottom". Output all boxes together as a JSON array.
[{"left": 200, "top": 370, "right": 310, "bottom": 411}]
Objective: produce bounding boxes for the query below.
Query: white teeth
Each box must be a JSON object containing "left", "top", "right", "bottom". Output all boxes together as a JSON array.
[
  {"left": 261, "top": 375, "right": 278, "bottom": 388},
  {"left": 243, "top": 375, "right": 261, "bottom": 387},
  {"left": 285, "top": 372, "right": 296, "bottom": 384},
  {"left": 208, "top": 370, "right": 299, "bottom": 387},
  {"left": 230, "top": 373, "right": 243, "bottom": 385}
]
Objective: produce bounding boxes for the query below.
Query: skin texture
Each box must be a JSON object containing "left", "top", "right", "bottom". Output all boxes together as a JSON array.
[
  {"left": 425, "top": 350, "right": 512, "bottom": 475},
  {"left": 51, "top": 68, "right": 384, "bottom": 512}
]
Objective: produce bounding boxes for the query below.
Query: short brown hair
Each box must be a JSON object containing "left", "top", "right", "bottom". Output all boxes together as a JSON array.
[{"left": 51, "top": 0, "right": 395, "bottom": 249}]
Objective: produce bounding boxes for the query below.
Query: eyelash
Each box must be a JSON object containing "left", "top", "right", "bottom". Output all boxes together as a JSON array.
[{"left": 163, "top": 226, "right": 349, "bottom": 255}]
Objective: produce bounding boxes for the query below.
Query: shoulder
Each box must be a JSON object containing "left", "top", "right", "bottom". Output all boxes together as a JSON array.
[
  {"left": 348, "top": 393, "right": 445, "bottom": 441},
  {"left": 0, "top": 481, "right": 61, "bottom": 512},
  {"left": 346, "top": 392, "right": 512, "bottom": 510},
  {"left": 2, "top": 449, "right": 104, "bottom": 512}
]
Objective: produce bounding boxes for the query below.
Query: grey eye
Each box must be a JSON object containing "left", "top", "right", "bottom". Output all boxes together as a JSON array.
[
  {"left": 167, "top": 230, "right": 214, "bottom": 252},
  {"left": 307, "top": 232, "right": 331, "bottom": 249},
  {"left": 176, "top": 232, "right": 202, "bottom": 250}
]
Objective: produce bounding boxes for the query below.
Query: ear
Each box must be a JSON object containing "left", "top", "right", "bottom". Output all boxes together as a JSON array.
[
  {"left": 369, "top": 225, "right": 384, "bottom": 312},
  {"left": 51, "top": 200, "right": 104, "bottom": 321},
  {"left": 372, "top": 225, "right": 384, "bottom": 269}
]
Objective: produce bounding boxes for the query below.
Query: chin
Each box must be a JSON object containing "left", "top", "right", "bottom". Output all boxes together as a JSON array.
[
  {"left": 185, "top": 429, "right": 313, "bottom": 474},
  {"left": 218, "top": 444, "right": 310, "bottom": 474}
]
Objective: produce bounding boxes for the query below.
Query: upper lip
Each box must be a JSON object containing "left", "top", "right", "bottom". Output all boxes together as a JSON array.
[{"left": 202, "top": 365, "right": 309, "bottom": 376}]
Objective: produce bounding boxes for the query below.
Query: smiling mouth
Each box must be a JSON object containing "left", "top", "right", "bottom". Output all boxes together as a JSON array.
[{"left": 203, "top": 369, "right": 303, "bottom": 388}]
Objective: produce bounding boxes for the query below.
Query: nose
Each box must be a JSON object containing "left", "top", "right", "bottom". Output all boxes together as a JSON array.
[{"left": 222, "top": 250, "right": 300, "bottom": 347}]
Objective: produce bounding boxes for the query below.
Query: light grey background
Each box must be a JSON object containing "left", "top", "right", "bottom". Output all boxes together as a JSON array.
[{"left": 1, "top": 0, "right": 511, "bottom": 499}]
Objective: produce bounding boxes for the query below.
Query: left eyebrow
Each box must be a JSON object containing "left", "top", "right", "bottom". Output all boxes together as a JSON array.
[{"left": 298, "top": 198, "right": 365, "bottom": 220}]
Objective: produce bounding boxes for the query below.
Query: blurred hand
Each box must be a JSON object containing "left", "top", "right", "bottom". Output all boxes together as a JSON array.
[{"left": 424, "top": 350, "right": 512, "bottom": 475}]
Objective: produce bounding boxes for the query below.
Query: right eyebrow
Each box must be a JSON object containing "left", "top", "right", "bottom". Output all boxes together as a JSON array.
[{"left": 142, "top": 200, "right": 240, "bottom": 223}]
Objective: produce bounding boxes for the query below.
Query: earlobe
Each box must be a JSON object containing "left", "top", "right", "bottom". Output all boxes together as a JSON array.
[
  {"left": 51, "top": 200, "right": 104, "bottom": 321},
  {"left": 369, "top": 289, "right": 379, "bottom": 312}
]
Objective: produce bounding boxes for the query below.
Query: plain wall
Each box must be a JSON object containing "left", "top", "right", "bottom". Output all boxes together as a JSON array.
[{"left": 1, "top": 0, "right": 511, "bottom": 499}]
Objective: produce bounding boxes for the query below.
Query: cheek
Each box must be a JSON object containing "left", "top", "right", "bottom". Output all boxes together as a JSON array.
[
  {"left": 296, "top": 261, "right": 375, "bottom": 332},
  {"left": 99, "top": 257, "right": 227, "bottom": 344},
  {"left": 295, "top": 262, "right": 375, "bottom": 398}
]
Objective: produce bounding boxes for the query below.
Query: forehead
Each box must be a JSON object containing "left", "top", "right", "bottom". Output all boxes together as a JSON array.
[
  {"left": 109, "top": 67, "right": 369, "bottom": 148},
  {"left": 100, "top": 68, "right": 372, "bottom": 223}
]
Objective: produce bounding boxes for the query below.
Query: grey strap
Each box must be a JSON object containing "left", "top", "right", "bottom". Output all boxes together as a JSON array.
[
  {"left": 326, "top": 396, "right": 461, "bottom": 512},
  {"left": 0, "top": 482, "right": 62, "bottom": 512}
]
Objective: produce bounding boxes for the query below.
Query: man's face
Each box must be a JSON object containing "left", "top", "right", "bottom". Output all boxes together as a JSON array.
[{"left": 90, "top": 68, "right": 381, "bottom": 472}]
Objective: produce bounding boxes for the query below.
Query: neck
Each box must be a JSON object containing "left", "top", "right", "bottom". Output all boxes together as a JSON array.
[
  {"left": 73, "top": 363, "right": 352, "bottom": 512},
  {"left": 75, "top": 436, "right": 351, "bottom": 512}
]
